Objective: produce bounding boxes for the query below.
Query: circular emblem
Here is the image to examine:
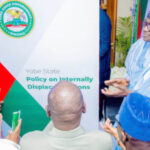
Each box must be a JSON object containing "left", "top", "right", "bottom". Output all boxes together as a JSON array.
[{"left": 0, "top": 0, "right": 34, "bottom": 38}]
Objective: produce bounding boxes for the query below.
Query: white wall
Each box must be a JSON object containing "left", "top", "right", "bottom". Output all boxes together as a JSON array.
[{"left": 117, "top": 0, "right": 133, "bottom": 17}]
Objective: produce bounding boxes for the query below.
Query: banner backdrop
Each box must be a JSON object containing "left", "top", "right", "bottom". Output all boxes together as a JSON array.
[{"left": 0, "top": 0, "right": 99, "bottom": 136}]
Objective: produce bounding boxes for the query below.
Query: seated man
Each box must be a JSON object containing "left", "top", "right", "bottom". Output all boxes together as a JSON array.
[
  {"left": 101, "top": 92, "right": 150, "bottom": 150},
  {"left": 20, "top": 81, "right": 112, "bottom": 150},
  {"left": 0, "top": 113, "right": 22, "bottom": 150}
]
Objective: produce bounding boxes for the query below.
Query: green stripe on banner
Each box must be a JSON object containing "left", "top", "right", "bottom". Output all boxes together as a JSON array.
[
  {"left": 134, "top": 0, "right": 140, "bottom": 42},
  {"left": 2, "top": 80, "right": 50, "bottom": 136}
]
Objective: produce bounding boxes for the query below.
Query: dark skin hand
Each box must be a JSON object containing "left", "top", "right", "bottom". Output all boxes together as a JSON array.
[
  {"left": 101, "top": 78, "right": 132, "bottom": 97},
  {"left": 104, "top": 78, "right": 129, "bottom": 87},
  {"left": 100, "top": 119, "right": 126, "bottom": 150}
]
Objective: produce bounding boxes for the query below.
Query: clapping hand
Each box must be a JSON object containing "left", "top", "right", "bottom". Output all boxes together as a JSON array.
[
  {"left": 100, "top": 119, "right": 126, "bottom": 150},
  {"left": 101, "top": 78, "right": 132, "bottom": 97},
  {"left": 104, "top": 78, "right": 129, "bottom": 87},
  {"left": 100, "top": 118, "right": 118, "bottom": 139}
]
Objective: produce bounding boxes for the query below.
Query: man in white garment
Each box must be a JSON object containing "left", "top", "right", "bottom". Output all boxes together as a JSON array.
[
  {"left": 102, "top": 12, "right": 150, "bottom": 100},
  {"left": 0, "top": 114, "right": 22, "bottom": 150},
  {"left": 101, "top": 11, "right": 150, "bottom": 150},
  {"left": 20, "top": 81, "right": 113, "bottom": 150}
]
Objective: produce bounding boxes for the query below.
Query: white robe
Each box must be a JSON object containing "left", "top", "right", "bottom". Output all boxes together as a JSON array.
[{"left": 0, "top": 139, "right": 20, "bottom": 150}]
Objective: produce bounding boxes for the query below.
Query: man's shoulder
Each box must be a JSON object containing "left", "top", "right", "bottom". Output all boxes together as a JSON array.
[
  {"left": 21, "top": 130, "right": 47, "bottom": 145},
  {"left": 86, "top": 130, "right": 112, "bottom": 140},
  {"left": 20, "top": 130, "right": 49, "bottom": 150},
  {"left": 128, "top": 38, "right": 144, "bottom": 55},
  {"left": 84, "top": 130, "right": 113, "bottom": 150},
  {"left": 132, "top": 38, "right": 144, "bottom": 47},
  {"left": 21, "top": 121, "right": 53, "bottom": 141}
]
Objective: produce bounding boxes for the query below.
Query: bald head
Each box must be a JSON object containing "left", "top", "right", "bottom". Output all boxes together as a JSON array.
[{"left": 47, "top": 81, "right": 85, "bottom": 130}]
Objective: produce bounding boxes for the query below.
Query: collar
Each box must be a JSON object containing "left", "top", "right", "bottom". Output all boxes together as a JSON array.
[{"left": 45, "top": 122, "right": 86, "bottom": 138}]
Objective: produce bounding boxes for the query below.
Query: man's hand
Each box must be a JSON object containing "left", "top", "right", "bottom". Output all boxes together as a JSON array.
[
  {"left": 0, "top": 113, "right": 2, "bottom": 138},
  {"left": 100, "top": 119, "right": 126, "bottom": 150},
  {"left": 6, "top": 119, "right": 22, "bottom": 144},
  {"left": 104, "top": 78, "right": 129, "bottom": 87},
  {"left": 101, "top": 83, "right": 132, "bottom": 97},
  {"left": 100, "top": 118, "right": 118, "bottom": 139}
]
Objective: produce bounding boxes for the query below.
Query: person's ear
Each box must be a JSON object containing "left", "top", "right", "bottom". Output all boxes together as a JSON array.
[
  {"left": 45, "top": 105, "right": 51, "bottom": 117},
  {"left": 82, "top": 102, "right": 86, "bottom": 113}
]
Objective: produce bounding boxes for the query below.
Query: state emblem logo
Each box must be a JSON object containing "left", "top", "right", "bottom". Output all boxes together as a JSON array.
[{"left": 0, "top": 0, "right": 35, "bottom": 38}]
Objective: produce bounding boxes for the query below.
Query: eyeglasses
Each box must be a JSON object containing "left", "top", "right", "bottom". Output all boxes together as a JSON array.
[{"left": 143, "top": 20, "right": 150, "bottom": 30}]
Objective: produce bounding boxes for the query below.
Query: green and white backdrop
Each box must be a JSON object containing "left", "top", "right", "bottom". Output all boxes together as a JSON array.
[{"left": 0, "top": 0, "right": 99, "bottom": 136}]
